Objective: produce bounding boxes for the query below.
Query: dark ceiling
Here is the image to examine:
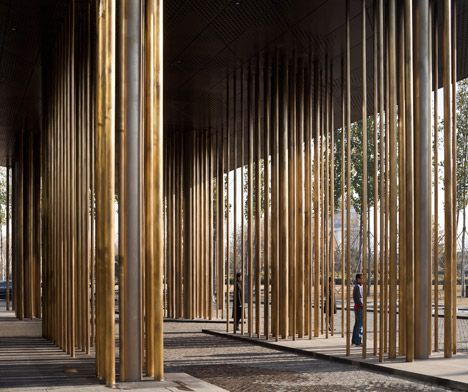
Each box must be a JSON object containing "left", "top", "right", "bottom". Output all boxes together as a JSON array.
[
  {"left": 0, "top": 0, "right": 466, "bottom": 164},
  {"left": 165, "top": 0, "right": 468, "bottom": 132}
]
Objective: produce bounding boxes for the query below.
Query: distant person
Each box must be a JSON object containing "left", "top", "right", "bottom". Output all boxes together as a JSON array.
[
  {"left": 352, "top": 273, "right": 363, "bottom": 346},
  {"left": 233, "top": 272, "right": 243, "bottom": 332}
]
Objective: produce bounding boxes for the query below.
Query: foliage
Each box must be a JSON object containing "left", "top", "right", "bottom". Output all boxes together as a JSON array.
[
  {"left": 456, "top": 79, "right": 468, "bottom": 213},
  {"left": 334, "top": 116, "right": 378, "bottom": 216}
]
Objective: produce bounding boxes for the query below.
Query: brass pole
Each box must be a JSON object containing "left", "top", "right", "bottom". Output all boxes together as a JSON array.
[
  {"left": 26, "top": 131, "right": 34, "bottom": 320},
  {"left": 397, "top": 2, "right": 406, "bottom": 357},
  {"left": 289, "top": 54, "right": 297, "bottom": 339},
  {"left": 388, "top": 0, "right": 398, "bottom": 360},
  {"left": 199, "top": 133, "right": 203, "bottom": 318},
  {"left": 85, "top": 3, "right": 92, "bottom": 352},
  {"left": 255, "top": 58, "right": 261, "bottom": 338},
  {"left": 96, "top": 0, "right": 116, "bottom": 383},
  {"left": 329, "top": 62, "right": 335, "bottom": 337},
  {"left": 324, "top": 60, "right": 330, "bottom": 340},
  {"left": 164, "top": 140, "right": 169, "bottom": 318},
  {"left": 209, "top": 130, "right": 214, "bottom": 320},
  {"left": 217, "top": 128, "right": 224, "bottom": 319},
  {"left": 384, "top": 17, "right": 390, "bottom": 355},
  {"left": 90, "top": 7, "right": 96, "bottom": 347},
  {"left": 427, "top": 2, "right": 433, "bottom": 355},
  {"left": 6, "top": 165, "right": 10, "bottom": 311},
  {"left": 373, "top": 2, "right": 379, "bottom": 357},
  {"left": 248, "top": 63, "right": 254, "bottom": 336},
  {"left": 279, "top": 53, "right": 289, "bottom": 339},
  {"left": 78, "top": 15, "right": 84, "bottom": 349},
  {"left": 414, "top": 0, "right": 431, "bottom": 359},
  {"left": 304, "top": 53, "right": 312, "bottom": 339},
  {"left": 314, "top": 59, "right": 320, "bottom": 338},
  {"left": 378, "top": 0, "right": 385, "bottom": 362},
  {"left": 195, "top": 134, "right": 200, "bottom": 318},
  {"left": 264, "top": 54, "right": 271, "bottom": 339},
  {"left": 451, "top": 0, "right": 457, "bottom": 356},
  {"left": 442, "top": 0, "right": 453, "bottom": 359},
  {"left": 226, "top": 87, "right": 231, "bottom": 331},
  {"left": 319, "top": 67, "right": 324, "bottom": 336},
  {"left": 362, "top": 0, "right": 368, "bottom": 358},
  {"left": 297, "top": 57, "right": 305, "bottom": 338},
  {"left": 203, "top": 132, "right": 207, "bottom": 319},
  {"left": 201, "top": 132, "right": 206, "bottom": 319},
  {"left": 180, "top": 135, "right": 184, "bottom": 319},
  {"left": 346, "top": 0, "right": 351, "bottom": 356},
  {"left": 341, "top": 55, "right": 345, "bottom": 340},
  {"left": 120, "top": 0, "right": 142, "bottom": 373},
  {"left": 271, "top": 55, "right": 279, "bottom": 340},
  {"left": 233, "top": 69, "right": 238, "bottom": 331},
  {"left": 405, "top": 0, "right": 415, "bottom": 362},
  {"left": 241, "top": 66, "right": 245, "bottom": 334},
  {"left": 70, "top": 1, "right": 76, "bottom": 356},
  {"left": 152, "top": 0, "right": 164, "bottom": 377},
  {"left": 144, "top": 0, "right": 156, "bottom": 373},
  {"left": 433, "top": 2, "right": 439, "bottom": 353}
]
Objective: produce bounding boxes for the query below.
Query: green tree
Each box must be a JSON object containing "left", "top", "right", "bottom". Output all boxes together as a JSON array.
[
  {"left": 333, "top": 116, "right": 378, "bottom": 271},
  {"left": 456, "top": 79, "right": 468, "bottom": 295}
]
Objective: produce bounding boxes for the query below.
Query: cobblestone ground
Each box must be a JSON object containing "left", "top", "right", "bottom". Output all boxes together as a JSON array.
[
  {"left": 212, "top": 303, "right": 468, "bottom": 352},
  {"left": 164, "top": 322, "right": 456, "bottom": 392}
]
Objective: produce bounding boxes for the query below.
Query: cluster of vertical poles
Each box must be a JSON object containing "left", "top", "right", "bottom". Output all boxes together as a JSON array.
[
  {"left": 163, "top": 0, "right": 459, "bottom": 362},
  {"left": 39, "top": 0, "right": 164, "bottom": 387},
  {"left": 41, "top": 0, "right": 94, "bottom": 369},
  {"left": 11, "top": 130, "right": 41, "bottom": 320}
]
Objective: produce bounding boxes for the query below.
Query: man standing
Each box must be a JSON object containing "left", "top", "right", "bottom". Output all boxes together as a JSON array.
[
  {"left": 233, "top": 272, "right": 243, "bottom": 332},
  {"left": 352, "top": 273, "right": 363, "bottom": 346}
]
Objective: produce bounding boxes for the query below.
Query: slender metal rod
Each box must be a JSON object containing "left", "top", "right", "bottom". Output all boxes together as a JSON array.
[
  {"left": 373, "top": 2, "right": 379, "bottom": 357},
  {"left": 405, "top": 0, "right": 415, "bottom": 362},
  {"left": 255, "top": 57, "right": 261, "bottom": 338},
  {"left": 388, "top": 0, "right": 398, "bottom": 360},
  {"left": 414, "top": 0, "right": 431, "bottom": 359},
  {"left": 397, "top": 2, "right": 406, "bottom": 357},
  {"left": 279, "top": 53, "right": 289, "bottom": 339},
  {"left": 378, "top": 0, "right": 385, "bottom": 362},
  {"left": 433, "top": 2, "right": 439, "bottom": 353},
  {"left": 361, "top": 0, "right": 368, "bottom": 358},
  {"left": 345, "top": 0, "right": 351, "bottom": 356},
  {"left": 443, "top": 0, "right": 453, "bottom": 359},
  {"left": 233, "top": 69, "right": 238, "bottom": 333},
  {"left": 289, "top": 54, "right": 296, "bottom": 339},
  {"left": 96, "top": 0, "right": 116, "bottom": 383},
  {"left": 248, "top": 63, "right": 254, "bottom": 336},
  {"left": 6, "top": 165, "right": 9, "bottom": 311},
  {"left": 122, "top": 0, "right": 142, "bottom": 380},
  {"left": 314, "top": 59, "right": 320, "bottom": 338},
  {"left": 297, "top": 57, "right": 305, "bottom": 339},
  {"left": 341, "top": 55, "right": 345, "bottom": 340},
  {"left": 451, "top": 0, "right": 457, "bottom": 356},
  {"left": 241, "top": 66, "right": 245, "bottom": 335},
  {"left": 264, "top": 54, "right": 271, "bottom": 339}
]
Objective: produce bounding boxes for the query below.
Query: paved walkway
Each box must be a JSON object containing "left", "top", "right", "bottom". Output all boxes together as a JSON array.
[
  {"left": 0, "top": 308, "right": 224, "bottom": 392},
  {"left": 165, "top": 321, "right": 454, "bottom": 391},
  {"left": 0, "top": 302, "right": 462, "bottom": 391}
]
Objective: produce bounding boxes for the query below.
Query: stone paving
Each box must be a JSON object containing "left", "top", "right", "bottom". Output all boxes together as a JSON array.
[
  {"left": 0, "top": 302, "right": 466, "bottom": 391},
  {"left": 164, "top": 321, "right": 457, "bottom": 391},
  {"left": 219, "top": 303, "right": 468, "bottom": 352}
]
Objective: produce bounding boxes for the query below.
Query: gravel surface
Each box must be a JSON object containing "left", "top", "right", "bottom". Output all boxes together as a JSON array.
[{"left": 164, "top": 321, "right": 456, "bottom": 392}]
